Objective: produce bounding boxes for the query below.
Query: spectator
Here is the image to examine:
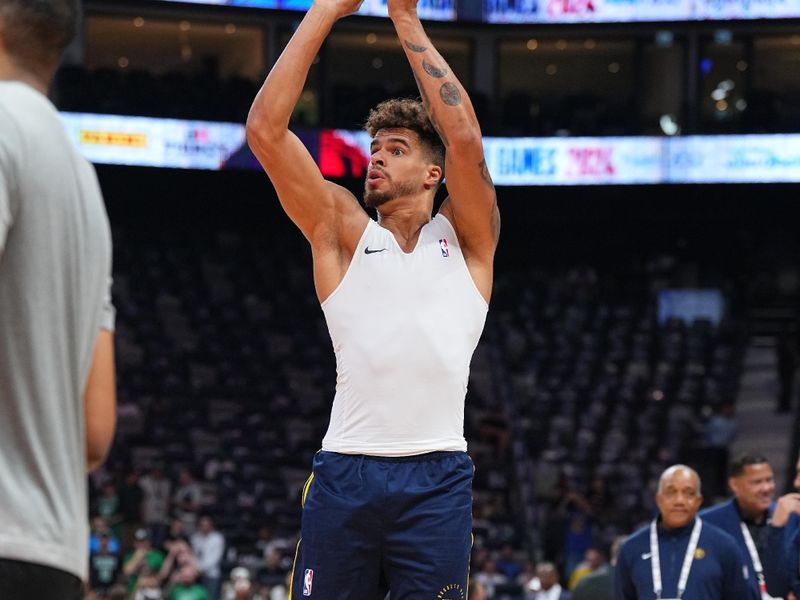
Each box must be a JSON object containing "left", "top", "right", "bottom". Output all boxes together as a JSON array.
[
  {"left": 614, "top": 465, "right": 754, "bottom": 600},
  {"left": 159, "top": 539, "right": 199, "bottom": 586},
  {"left": 163, "top": 518, "right": 192, "bottom": 554},
  {"left": 140, "top": 465, "right": 172, "bottom": 546},
  {"left": 529, "top": 562, "right": 570, "bottom": 600},
  {"left": 221, "top": 567, "right": 255, "bottom": 600},
  {"left": 572, "top": 538, "right": 624, "bottom": 600},
  {"left": 496, "top": 542, "right": 524, "bottom": 580},
  {"left": 516, "top": 560, "right": 538, "bottom": 591},
  {"left": 88, "top": 530, "right": 122, "bottom": 598},
  {"left": 474, "top": 558, "right": 509, "bottom": 598},
  {"left": 95, "top": 480, "right": 123, "bottom": 537},
  {"left": 134, "top": 574, "right": 165, "bottom": 600},
  {"left": 254, "top": 525, "right": 291, "bottom": 561},
  {"left": 567, "top": 547, "right": 606, "bottom": 590},
  {"left": 191, "top": 515, "right": 225, "bottom": 600},
  {"left": 558, "top": 488, "right": 594, "bottom": 579},
  {"left": 167, "top": 565, "right": 210, "bottom": 600},
  {"left": 174, "top": 468, "right": 203, "bottom": 535},
  {"left": 107, "top": 584, "right": 128, "bottom": 600},
  {"left": 90, "top": 515, "right": 120, "bottom": 554},
  {"left": 124, "top": 529, "right": 166, "bottom": 596},
  {"left": 261, "top": 548, "right": 290, "bottom": 588}
]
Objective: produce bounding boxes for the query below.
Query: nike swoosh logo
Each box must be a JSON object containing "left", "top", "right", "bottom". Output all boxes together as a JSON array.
[
  {"left": 641, "top": 553, "right": 652, "bottom": 560},
  {"left": 364, "top": 247, "right": 388, "bottom": 254}
]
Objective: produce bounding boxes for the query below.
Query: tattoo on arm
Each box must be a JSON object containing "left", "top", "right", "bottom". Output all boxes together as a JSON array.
[
  {"left": 439, "top": 82, "right": 462, "bottom": 107},
  {"left": 404, "top": 40, "right": 428, "bottom": 53},
  {"left": 422, "top": 60, "right": 448, "bottom": 79},
  {"left": 479, "top": 158, "right": 494, "bottom": 188},
  {"left": 412, "top": 64, "right": 450, "bottom": 148}
]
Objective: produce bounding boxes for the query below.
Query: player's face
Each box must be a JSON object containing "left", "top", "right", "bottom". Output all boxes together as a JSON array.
[
  {"left": 365, "top": 128, "right": 432, "bottom": 208},
  {"left": 730, "top": 463, "right": 775, "bottom": 516},
  {"left": 656, "top": 470, "right": 703, "bottom": 529}
]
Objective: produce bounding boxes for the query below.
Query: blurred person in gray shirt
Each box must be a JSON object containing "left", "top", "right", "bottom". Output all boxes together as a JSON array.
[{"left": 0, "top": 1, "right": 116, "bottom": 597}]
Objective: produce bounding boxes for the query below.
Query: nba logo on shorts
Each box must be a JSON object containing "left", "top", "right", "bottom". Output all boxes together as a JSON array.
[
  {"left": 303, "top": 568, "right": 314, "bottom": 596},
  {"left": 439, "top": 238, "right": 450, "bottom": 257}
]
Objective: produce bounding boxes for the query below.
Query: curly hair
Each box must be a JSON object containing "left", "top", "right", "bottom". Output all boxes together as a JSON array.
[
  {"left": 364, "top": 98, "right": 445, "bottom": 170},
  {"left": 0, "top": 0, "right": 79, "bottom": 72}
]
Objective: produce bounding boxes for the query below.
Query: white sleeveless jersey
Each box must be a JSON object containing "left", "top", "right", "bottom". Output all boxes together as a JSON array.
[{"left": 320, "top": 213, "right": 488, "bottom": 456}]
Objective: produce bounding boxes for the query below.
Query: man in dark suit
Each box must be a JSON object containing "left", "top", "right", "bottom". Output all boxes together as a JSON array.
[{"left": 700, "top": 453, "right": 777, "bottom": 599}]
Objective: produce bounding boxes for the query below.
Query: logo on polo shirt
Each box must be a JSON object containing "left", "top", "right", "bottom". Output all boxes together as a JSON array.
[
  {"left": 694, "top": 548, "right": 706, "bottom": 559},
  {"left": 437, "top": 583, "right": 465, "bottom": 599}
]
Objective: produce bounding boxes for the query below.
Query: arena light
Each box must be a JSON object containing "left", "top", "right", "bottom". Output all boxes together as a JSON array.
[{"left": 659, "top": 115, "right": 680, "bottom": 136}]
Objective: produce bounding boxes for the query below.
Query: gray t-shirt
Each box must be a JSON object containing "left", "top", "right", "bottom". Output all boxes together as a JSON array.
[{"left": 0, "top": 81, "right": 114, "bottom": 580}]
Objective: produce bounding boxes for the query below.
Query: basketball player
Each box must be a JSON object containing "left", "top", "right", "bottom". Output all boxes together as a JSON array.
[
  {"left": 0, "top": 1, "right": 116, "bottom": 598},
  {"left": 246, "top": 0, "right": 499, "bottom": 596}
]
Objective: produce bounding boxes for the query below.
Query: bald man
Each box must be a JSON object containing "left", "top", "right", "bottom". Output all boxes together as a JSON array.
[
  {"left": 764, "top": 455, "right": 800, "bottom": 598},
  {"left": 614, "top": 465, "right": 756, "bottom": 600}
]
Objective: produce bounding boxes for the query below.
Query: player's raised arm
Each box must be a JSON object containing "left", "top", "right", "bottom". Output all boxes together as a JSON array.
[
  {"left": 246, "top": 0, "right": 365, "bottom": 242},
  {"left": 388, "top": 0, "right": 499, "bottom": 274}
]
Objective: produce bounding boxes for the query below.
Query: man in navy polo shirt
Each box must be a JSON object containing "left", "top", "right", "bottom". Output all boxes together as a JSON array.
[
  {"left": 700, "top": 453, "right": 777, "bottom": 599},
  {"left": 615, "top": 464, "right": 756, "bottom": 600},
  {"left": 765, "top": 454, "right": 800, "bottom": 599}
]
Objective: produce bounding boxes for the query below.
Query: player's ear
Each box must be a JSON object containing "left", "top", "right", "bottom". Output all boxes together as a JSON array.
[{"left": 425, "top": 164, "right": 442, "bottom": 189}]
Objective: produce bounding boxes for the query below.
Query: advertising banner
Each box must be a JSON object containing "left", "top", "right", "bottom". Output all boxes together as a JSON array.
[
  {"left": 60, "top": 113, "right": 248, "bottom": 170},
  {"left": 484, "top": 0, "right": 800, "bottom": 22},
  {"left": 157, "top": 0, "right": 456, "bottom": 21},
  {"left": 667, "top": 134, "right": 800, "bottom": 183},
  {"left": 157, "top": 0, "right": 800, "bottom": 21},
  {"left": 484, "top": 137, "right": 665, "bottom": 185},
  {"left": 694, "top": 0, "right": 800, "bottom": 19},
  {"left": 59, "top": 113, "right": 800, "bottom": 185}
]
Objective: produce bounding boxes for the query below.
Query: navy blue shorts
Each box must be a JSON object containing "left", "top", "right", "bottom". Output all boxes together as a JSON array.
[{"left": 289, "top": 450, "right": 474, "bottom": 600}]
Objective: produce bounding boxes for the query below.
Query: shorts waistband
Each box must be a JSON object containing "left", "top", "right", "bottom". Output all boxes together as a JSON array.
[{"left": 322, "top": 450, "right": 465, "bottom": 463}]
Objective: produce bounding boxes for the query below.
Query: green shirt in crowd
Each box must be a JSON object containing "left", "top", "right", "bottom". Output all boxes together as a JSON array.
[{"left": 169, "top": 583, "right": 211, "bottom": 600}]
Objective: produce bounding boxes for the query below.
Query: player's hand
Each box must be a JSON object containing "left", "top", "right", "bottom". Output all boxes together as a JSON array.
[
  {"left": 387, "top": 0, "right": 420, "bottom": 18},
  {"left": 772, "top": 493, "right": 800, "bottom": 527},
  {"left": 313, "top": 0, "right": 364, "bottom": 19}
]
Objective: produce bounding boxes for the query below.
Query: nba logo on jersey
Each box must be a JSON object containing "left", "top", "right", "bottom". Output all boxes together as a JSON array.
[
  {"left": 439, "top": 238, "right": 450, "bottom": 257},
  {"left": 303, "top": 569, "right": 314, "bottom": 596}
]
